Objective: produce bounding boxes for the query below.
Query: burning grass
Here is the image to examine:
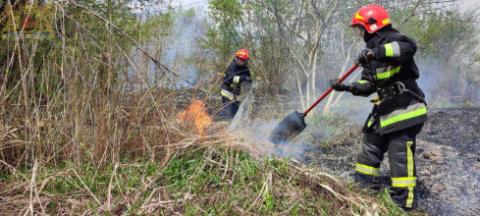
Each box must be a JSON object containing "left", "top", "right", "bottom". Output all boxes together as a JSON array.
[{"left": 177, "top": 99, "right": 213, "bottom": 136}]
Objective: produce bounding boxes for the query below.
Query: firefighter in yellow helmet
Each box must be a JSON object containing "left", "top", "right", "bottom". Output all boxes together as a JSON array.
[{"left": 330, "top": 5, "right": 427, "bottom": 210}]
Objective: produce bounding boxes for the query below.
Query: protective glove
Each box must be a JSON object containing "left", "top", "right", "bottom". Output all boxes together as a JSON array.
[
  {"left": 356, "top": 49, "right": 375, "bottom": 66},
  {"left": 233, "top": 75, "right": 252, "bottom": 84},
  {"left": 329, "top": 79, "right": 352, "bottom": 91}
]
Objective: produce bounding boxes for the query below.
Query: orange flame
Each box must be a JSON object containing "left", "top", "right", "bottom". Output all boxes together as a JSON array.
[{"left": 177, "top": 99, "right": 213, "bottom": 136}]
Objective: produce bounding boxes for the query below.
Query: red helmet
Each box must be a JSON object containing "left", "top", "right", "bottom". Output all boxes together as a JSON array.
[
  {"left": 351, "top": 5, "right": 391, "bottom": 34},
  {"left": 235, "top": 49, "right": 250, "bottom": 60}
]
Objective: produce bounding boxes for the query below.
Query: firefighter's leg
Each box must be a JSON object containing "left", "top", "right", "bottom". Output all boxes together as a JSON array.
[
  {"left": 221, "top": 97, "right": 235, "bottom": 119},
  {"left": 387, "top": 125, "right": 423, "bottom": 209},
  {"left": 230, "top": 100, "right": 240, "bottom": 117},
  {"left": 354, "top": 131, "right": 388, "bottom": 190}
]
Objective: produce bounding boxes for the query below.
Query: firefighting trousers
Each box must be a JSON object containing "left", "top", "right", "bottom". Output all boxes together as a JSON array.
[
  {"left": 221, "top": 96, "right": 239, "bottom": 120},
  {"left": 354, "top": 124, "right": 423, "bottom": 209}
]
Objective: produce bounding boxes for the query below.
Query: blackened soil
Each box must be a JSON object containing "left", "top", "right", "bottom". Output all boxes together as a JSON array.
[
  {"left": 418, "top": 108, "right": 480, "bottom": 154},
  {"left": 303, "top": 108, "right": 480, "bottom": 216}
]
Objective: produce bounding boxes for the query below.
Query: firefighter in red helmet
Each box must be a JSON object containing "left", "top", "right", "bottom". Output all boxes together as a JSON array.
[
  {"left": 330, "top": 5, "right": 427, "bottom": 210},
  {"left": 220, "top": 49, "right": 252, "bottom": 119}
]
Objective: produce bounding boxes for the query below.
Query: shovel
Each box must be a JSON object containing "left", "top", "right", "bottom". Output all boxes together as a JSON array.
[{"left": 269, "top": 64, "right": 359, "bottom": 144}]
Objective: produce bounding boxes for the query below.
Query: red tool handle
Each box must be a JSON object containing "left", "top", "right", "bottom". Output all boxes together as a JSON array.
[{"left": 303, "top": 64, "right": 359, "bottom": 116}]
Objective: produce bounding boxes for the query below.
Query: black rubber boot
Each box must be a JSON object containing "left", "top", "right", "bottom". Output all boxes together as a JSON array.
[{"left": 353, "top": 172, "right": 382, "bottom": 192}]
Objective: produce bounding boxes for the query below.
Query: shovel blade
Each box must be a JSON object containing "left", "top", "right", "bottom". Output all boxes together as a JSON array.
[{"left": 269, "top": 111, "right": 307, "bottom": 144}]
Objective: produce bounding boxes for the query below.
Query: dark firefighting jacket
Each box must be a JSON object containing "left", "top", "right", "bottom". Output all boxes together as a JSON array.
[
  {"left": 350, "top": 26, "right": 427, "bottom": 135},
  {"left": 221, "top": 60, "right": 251, "bottom": 101}
]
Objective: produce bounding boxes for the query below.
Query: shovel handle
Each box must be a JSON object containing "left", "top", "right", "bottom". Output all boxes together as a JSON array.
[{"left": 303, "top": 64, "right": 359, "bottom": 116}]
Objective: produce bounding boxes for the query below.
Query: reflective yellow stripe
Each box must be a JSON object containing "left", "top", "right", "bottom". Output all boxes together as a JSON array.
[
  {"left": 391, "top": 177, "right": 416, "bottom": 187},
  {"left": 355, "top": 163, "right": 380, "bottom": 176},
  {"left": 407, "top": 186, "right": 414, "bottom": 208},
  {"left": 385, "top": 43, "right": 394, "bottom": 57},
  {"left": 356, "top": 80, "right": 369, "bottom": 84},
  {"left": 406, "top": 141, "right": 414, "bottom": 208},
  {"left": 220, "top": 89, "right": 235, "bottom": 100},
  {"left": 380, "top": 106, "right": 427, "bottom": 128},
  {"left": 233, "top": 75, "right": 241, "bottom": 84},
  {"left": 407, "top": 141, "right": 414, "bottom": 178},
  {"left": 375, "top": 66, "right": 401, "bottom": 80},
  {"left": 384, "top": 42, "right": 400, "bottom": 57},
  {"left": 367, "top": 119, "right": 374, "bottom": 127}
]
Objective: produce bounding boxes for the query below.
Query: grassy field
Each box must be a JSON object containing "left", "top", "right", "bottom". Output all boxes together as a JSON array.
[{"left": 1, "top": 138, "right": 411, "bottom": 215}]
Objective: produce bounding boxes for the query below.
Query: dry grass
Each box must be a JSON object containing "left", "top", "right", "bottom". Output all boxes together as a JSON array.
[
  {"left": 0, "top": 2, "right": 405, "bottom": 215},
  {"left": 0, "top": 126, "right": 392, "bottom": 215},
  {"left": 0, "top": 1, "right": 184, "bottom": 167}
]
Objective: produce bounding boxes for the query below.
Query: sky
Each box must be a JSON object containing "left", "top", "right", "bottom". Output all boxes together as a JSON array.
[
  {"left": 172, "top": 0, "right": 479, "bottom": 7},
  {"left": 134, "top": 0, "right": 478, "bottom": 13},
  {"left": 172, "top": 0, "right": 208, "bottom": 14},
  {"left": 458, "top": 0, "right": 479, "bottom": 11}
]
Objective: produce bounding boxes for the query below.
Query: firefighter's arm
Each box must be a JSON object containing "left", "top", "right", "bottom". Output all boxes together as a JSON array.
[
  {"left": 223, "top": 68, "right": 235, "bottom": 87},
  {"left": 349, "top": 70, "right": 376, "bottom": 96},
  {"left": 350, "top": 79, "right": 375, "bottom": 96},
  {"left": 373, "top": 35, "right": 417, "bottom": 63},
  {"left": 232, "top": 70, "right": 252, "bottom": 85},
  {"left": 232, "top": 75, "right": 251, "bottom": 84}
]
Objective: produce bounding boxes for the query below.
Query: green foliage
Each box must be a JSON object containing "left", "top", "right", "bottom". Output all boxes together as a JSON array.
[
  {"left": 0, "top": 2, "right": 123, "bottom": 103},
  {"left": 377, "top": 189, "right": 410, "bottom": 216},
  {"left": 184, "top": 8, "right": 196, "bottom": 18},
  {"left": 136, "top": 12, "right": 174, "bottom": 42},
  {"left": 387, "top": 6, "right": 480, "bottom": 105},
  {"left": 1, "top": 147, "right": 403, "bottom": 215},
  {"left": 205, "top": 0, "right": 242, "bottom": 62},
  {"left": 396, "top": 10, "right": 478, "bottom": 58},
  {"left": 0, "top": 1, "right": 176, "bottom": 104}
]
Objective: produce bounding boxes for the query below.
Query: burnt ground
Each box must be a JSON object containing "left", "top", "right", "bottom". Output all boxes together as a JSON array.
[
  {"left": 416, "top": 108, "right": 480, "bottom": 215},
  {"left": 300, "top": 108, "right": 480, "bottom": 215}
]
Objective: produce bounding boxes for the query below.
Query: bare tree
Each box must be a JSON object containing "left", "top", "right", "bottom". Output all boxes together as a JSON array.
[{"left": 244, "top": 0, "right": 347, "bottom": 109}]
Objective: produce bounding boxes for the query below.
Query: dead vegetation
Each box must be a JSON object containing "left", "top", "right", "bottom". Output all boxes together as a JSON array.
[
  {"left": 0, "top": 125, "right": 394, "bottom": 215},
  {"left": 1, "top": 1, "right": 462, "bottom": 215}
]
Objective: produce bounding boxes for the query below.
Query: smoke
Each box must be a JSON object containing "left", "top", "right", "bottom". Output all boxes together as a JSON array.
[
  {"left": 416, "top": 57, "right": 460, "bottom": 105},
  {"left": 226, "top": 90, "right": 332, "bottom": 161},
  {"left": 162, "top": 6, "right": 206, "bottom": 88},
  {"left": 127, "top": 1, "right": 209, "bottom": 89},
  {"left": 224, "top": 92, "right": 309, "bottom": 159},
  {"left": 415, "top": 52, "right": 479, "bottom": 107},
  {"left": 130, "top": 0, "right": 478, "bottom": 156}
]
